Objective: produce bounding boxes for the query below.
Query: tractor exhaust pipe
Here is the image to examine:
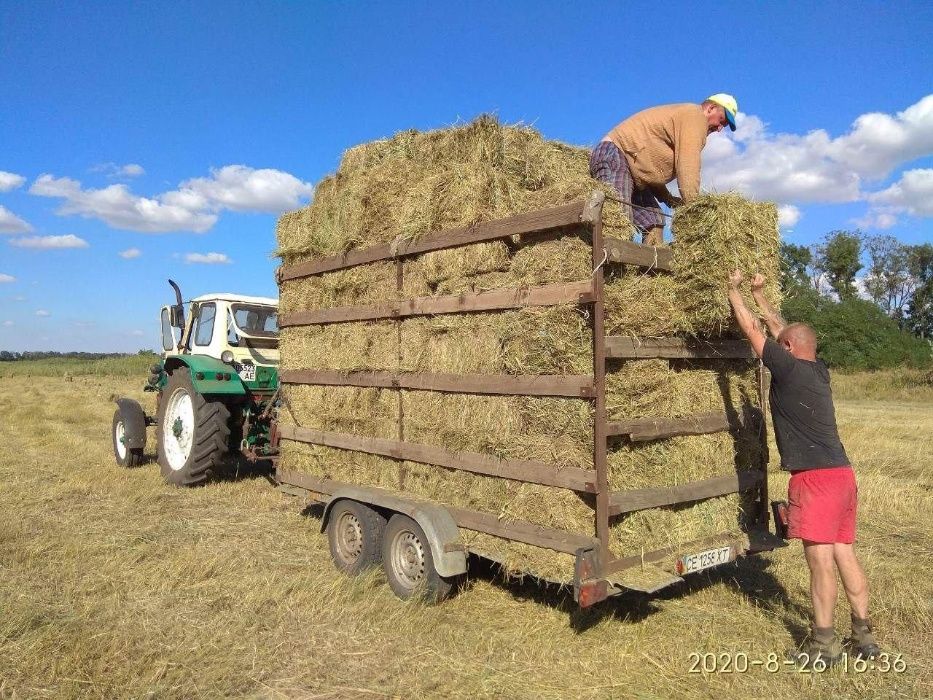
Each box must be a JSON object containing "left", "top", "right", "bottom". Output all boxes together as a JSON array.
[{"left": 168, "top": 279, "right": 185, "bottom": 329}]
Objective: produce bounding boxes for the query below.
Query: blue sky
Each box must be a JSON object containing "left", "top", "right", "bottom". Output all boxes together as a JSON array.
[{"left": 2, "top": 0, "right": 932, "bottom": 352}]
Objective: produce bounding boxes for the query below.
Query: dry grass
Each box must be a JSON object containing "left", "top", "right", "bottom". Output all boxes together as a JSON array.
[{"left": 1, "top": 366, "right": 931, "bottom": 699}]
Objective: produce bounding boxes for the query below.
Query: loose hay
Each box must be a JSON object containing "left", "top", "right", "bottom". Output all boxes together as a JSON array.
[{"left": 277, "top": 116, "right": 781, "bottom": 582}]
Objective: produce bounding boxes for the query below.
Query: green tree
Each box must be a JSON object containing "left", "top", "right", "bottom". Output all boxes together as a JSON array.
[
  {"left": 779, "top": 242, "right": 812, "bottom": 292},
  {"left": 864, "top": 234, "right": 913, "bottom": 324},
  {"left": 814, "top": 230, "right": 863, "bottom": 300},
  {"left": 906, "top": 243, "right": 933, "bottom": 338}
]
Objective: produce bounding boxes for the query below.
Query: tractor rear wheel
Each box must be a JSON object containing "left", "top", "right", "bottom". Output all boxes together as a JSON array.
[{"left": 157, "top": 369, "right": 231, "bottom": 486}]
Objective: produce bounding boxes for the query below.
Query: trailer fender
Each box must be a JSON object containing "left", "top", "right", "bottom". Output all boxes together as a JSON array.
[
  {"left": 321, "top": 487, "right": 467, "bottom": 578},
  {"left": 114, "top": 398, "right": 147, "bottom": 449}
]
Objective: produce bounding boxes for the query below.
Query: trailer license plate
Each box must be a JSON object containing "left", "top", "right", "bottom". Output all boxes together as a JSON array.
[
  {"left": 238, "top": 365, "right": 256, "bottom": 382},
  {"left": 679, "top": 546, "right": 733, "bottom": 574}
]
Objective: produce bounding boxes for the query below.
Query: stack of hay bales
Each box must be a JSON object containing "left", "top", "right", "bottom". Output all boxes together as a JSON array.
[{"left": 277, "top": 116, "right": 780, "bottom": 581}]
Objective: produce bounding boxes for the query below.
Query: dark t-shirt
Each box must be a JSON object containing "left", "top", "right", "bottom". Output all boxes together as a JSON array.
[{"left": 761, "top": 338, "right": 850, "bottom": 471}]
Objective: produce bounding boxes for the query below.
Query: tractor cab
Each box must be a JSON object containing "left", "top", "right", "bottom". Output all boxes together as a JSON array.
[{"left": 159, "top": 283, "right": 279, "bottom": 392}]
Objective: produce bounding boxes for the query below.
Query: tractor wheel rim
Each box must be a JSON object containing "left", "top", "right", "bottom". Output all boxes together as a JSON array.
[
  {"left": 115, "top": 420, "right": 127, "bottom": 459},
  {"left": 334, "top": 511, "right": 364, "bottom": 563},
  {"left": 163, "top": 388, "right": 194, "bottom": 471},
  {"left": 390, "top": 530, "right": 426, "bottom": 591}
]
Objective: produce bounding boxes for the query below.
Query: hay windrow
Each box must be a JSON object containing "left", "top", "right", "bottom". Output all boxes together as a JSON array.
[{"left": 277, "top": 117, "right": 781, "bottom": 582}]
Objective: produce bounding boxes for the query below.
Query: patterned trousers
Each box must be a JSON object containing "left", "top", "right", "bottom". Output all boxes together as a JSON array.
[{"left": 589, "top": 141, "right": 665, "bottom": 232}]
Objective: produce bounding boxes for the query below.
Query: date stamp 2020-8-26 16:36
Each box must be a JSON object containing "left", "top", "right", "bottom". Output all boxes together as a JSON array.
[{"left": 687, "top": 651, "right": 907, "bottom": 674}]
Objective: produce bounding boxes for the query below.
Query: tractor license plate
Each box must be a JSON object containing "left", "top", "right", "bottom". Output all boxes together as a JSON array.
[
  {"left": 238, "top": 364, "right": 256, "bottom": 382},
  {"left": 678, "top": 546, "right": 733, "bottom": 575}
]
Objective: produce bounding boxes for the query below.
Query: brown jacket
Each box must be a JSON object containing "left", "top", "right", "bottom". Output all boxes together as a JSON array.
[{"left": 603, "top": 103, "right": 709, "bottom": 203}]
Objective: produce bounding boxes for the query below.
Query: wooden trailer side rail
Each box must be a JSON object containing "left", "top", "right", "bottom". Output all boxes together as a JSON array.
[
  {"left": 277, "top": 424, "right": 597, "bottom": 493},
  {"left": 277, "top": 469, "right": 599, "bottom": 554}
]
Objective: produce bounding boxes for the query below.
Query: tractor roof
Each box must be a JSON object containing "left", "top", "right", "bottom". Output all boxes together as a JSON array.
[{"left": 191, "top": 293, "right": 278, "bottom": 306}]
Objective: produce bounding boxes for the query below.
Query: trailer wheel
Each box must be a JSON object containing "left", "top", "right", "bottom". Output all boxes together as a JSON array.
[
  {"left": 156, "top": 369, "right": 231, "bottom": 486},
  {"left": 112, "top": 409, "right": 144, "bottom": 467},
  {"left": 327, "top": 499, "right": 387, "bottom": 574},
  {"left": 382, "top": 514, "right": 455, "bottom": 602}
]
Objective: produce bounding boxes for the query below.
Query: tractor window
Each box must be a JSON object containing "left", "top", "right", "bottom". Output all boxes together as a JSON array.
[
  {"left": 194, "top": 303, "right": 217, "bottom": 346},
  {"left": 231, "top": 304, "right": 278, "bottom": 337},
  {"left": 161, "top": 308, "right": 176, "bottom": 351}
]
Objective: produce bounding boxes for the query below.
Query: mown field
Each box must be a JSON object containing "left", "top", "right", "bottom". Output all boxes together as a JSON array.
[{"left": 1, "top": 361, "right": 931, "bottom": 699}]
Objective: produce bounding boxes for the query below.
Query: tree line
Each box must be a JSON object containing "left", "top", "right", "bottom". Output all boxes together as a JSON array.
[
  {"left": 780, "top": 232, "right": 932, "bottom": 370},
  {"left": 0, "top": 350, "right": 157, "bottom": 362}
]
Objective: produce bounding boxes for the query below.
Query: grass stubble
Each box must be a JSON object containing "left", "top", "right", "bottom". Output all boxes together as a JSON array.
[{"left": 0, "top": 366, "right": 930, "bottom": 699}]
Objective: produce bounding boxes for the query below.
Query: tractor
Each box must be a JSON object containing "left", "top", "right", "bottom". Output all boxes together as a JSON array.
[{"left": 112, "top": 280, "right": 280, "bottom": 485}]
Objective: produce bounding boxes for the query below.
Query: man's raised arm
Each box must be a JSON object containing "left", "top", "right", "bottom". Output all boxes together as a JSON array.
[
  {"left": 750, "top": 273, "right": 786, "bottom": 339},
  {"left": 728, "top": 270, "right": 766, "bottom": 358}
]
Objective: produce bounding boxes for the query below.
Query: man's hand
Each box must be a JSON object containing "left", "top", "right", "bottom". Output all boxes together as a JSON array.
[
  {"left": 751, "top": 273, "right": 765, "bottom": 292},
  {"left": 727, "top": 271, "right": 765, "bottom": 357}
]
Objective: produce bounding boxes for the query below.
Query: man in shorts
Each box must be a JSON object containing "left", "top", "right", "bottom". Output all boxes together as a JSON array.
[{"left": 727, "top": 270, "right": 880, "bottom": 664}]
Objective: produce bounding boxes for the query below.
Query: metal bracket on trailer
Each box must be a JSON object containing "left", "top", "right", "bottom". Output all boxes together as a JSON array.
[
  {"left": 573, "top": 546, "right": 610, "bottom": 607},
  {"left": 320, "top": 485, "right": 468, "bottom": 578}
]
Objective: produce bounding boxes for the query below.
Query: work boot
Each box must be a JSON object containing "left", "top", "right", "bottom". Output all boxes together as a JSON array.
[
  {"left": 641, "top": 226, "right": 665, "bottom": 247},
  {"left": 788, "top": 626, "right": 843, "bottom": 669},
  {"left": 849, "top": 614, "right": 881, "bottom": 659}
]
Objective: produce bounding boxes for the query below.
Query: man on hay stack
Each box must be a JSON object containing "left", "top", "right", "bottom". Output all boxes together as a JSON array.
[
  {"left": 590, "top": 94, "right": 738, "bottom": 246},
  {"left": 728, "top": 271, "right": 881, "bottom": 667}
]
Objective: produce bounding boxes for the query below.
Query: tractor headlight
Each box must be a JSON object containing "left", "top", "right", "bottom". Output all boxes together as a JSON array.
[{"left": 221, "top": 350, "right": 235, "bottom": 364}]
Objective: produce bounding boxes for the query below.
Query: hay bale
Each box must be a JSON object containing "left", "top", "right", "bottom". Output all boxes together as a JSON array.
[{"left": 277, "top": 117, "right": 780, "bottom": 583}]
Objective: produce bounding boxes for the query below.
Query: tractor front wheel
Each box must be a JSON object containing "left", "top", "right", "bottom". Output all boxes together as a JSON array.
[
  {"left": 157, "top": 369, "right": 231, "bottom": 486},
  {"left": 112, "top": 408, "right": 144, "bottom": 468}
]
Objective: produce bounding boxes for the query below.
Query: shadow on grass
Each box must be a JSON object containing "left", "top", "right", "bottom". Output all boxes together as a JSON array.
[{"left": 469, "top": 551, "right": 810, "bottom": 642}]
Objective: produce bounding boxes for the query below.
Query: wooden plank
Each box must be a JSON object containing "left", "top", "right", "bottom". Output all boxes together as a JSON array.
[
  {"left": 607, "top": 471, "right": 765, "bottom": 516},
  {"left": 279, "top": 279, "right": 594, "bottom": 327},
  {"left": 280, "top": 369, "right": 596, "bottom": 398},
  {"left": 606, "top": 409, "right": 761, "bottom": 440},
  {"left": 275, "top": 469, "right": 598, "bottom": 555},
  {"left": 604, "top": 336, "right": 756, "bottom": 359},
  {"left": 277, "top": 424, "right": 597, "bottom": 493},
  {"left": 604, "top": 237, "right": 673, "bottom": 272},
  {"left": 588, "top": 191, "right": 611, "bottom": 564},
  {"left": 604, "top": 531, "right": 750, "bottom": 575},
  {"left": 277, "top": 200, "right": 588, "bottom": 281},
  {"left": 447, "top": 507, "right": 598, "bottom": 554}
]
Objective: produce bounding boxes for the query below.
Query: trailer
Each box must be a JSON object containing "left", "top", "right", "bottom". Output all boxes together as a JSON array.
[{"left": 273, "top": 191, "right": 785, "bottom": 606}]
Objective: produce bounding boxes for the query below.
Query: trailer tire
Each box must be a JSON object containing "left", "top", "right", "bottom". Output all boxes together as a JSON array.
[
  {"left": 112, "top": 409, "right": 144, "bottom": 467},
  {"left": 382, "top": 514, "right": 456, "bottom": 603},
  {"left": 327, "top": 499, "right": 387, "bottom": 574},
  {"left": 157, "top": 369, "right": 231, "bottom": 486}
]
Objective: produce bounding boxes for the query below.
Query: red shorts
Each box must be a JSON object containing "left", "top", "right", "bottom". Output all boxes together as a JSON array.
[{"left": 787, "top": 466, "right": 857, "bottom": 544}]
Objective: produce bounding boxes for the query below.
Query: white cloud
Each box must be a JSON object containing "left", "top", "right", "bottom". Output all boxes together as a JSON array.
[
  {"left": 0, "top": 273, "right": 15, "bottom": 283},
  {"left": 2, "top": 320, "right": 12, "bottom": 327},
  {"left": 777, "top": 205, "right": 801, "bottom": 229},
  {"left": 130, "top": 329, "right": 145, "bottom": 336},
  {"left": 852, "top": 209, "right": 899, "bottom": 230},
  {"left": 35, "top": 309, "right": 50, "bottom": 317},
  {"left": 0, "top": 171, "right": 26, "bottom": 192},
  {"left": 167, "top": 165, "right": 315, "bottom": 213},
  {"left": 30, "top": 175, "right": 217, "bottom": 233},
  {"left": 118, "top": 247, "right": 142, "bottom": 259},
  {"left": 185, "top": 252, "right": 232, "bottom": 265},
  {"left": 120, "top": 163, "right": 145, "bottom": 177},
  {"left": 9, "top": 234, "right": 90, "bottom": 249},
  {"left": 29, "top": 165, "right": 313, "bottom": 234},
  {"left": 704, "top": 94, "right": 933, "bottom": 207},
  {"left": 0, "top": 205, "right": 33, "bottom": 234},
  {"left": 868, "top": 168, "right": 933, "bottom": 217},
  {"left": 91, "top": 162, "right": 146, "bottom": 178}
]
